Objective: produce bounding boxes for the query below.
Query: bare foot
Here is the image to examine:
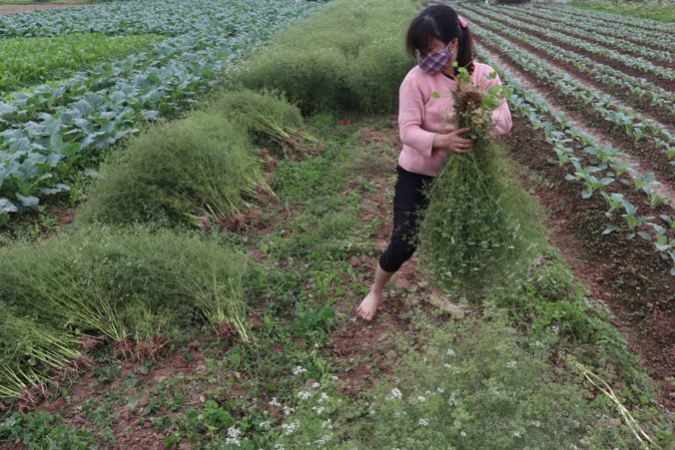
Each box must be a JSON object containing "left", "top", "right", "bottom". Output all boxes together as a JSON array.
[{"left": 356, "top": 289, "right": 382, "bottom": 321}]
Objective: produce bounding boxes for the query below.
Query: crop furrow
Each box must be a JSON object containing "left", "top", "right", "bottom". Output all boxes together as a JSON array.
[
  {"left": 459, "top": 9, "right": 674, "bottom": 128},
  {"left": 462, "top": 4, "right": 674, "bottom": 86},
  {"left": 489, "top": 4, "right": 673, "bottom": 55},
  {"left": 461, "top": 14, "right": 674, "bottom": 184},
  {"left": 534, "top": 3, "right": 673, "bottom": 35},
  {"left": 472, "top": 43, "right": 674, "bottom": 271}
]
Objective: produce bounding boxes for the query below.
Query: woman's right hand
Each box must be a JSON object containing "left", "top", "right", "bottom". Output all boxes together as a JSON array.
[{"left": 433, "top": 127, "right": 473, "bottom": 154}]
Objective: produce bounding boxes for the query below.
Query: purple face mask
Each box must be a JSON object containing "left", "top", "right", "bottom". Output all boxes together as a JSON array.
[{"left": 416, "top": 45, "right": 454, "bottom": 74}]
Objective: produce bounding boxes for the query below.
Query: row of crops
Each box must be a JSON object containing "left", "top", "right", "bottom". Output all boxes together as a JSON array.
[
  {"left": 456, "top": 5, "right": 674, "bottom": 275},
  {"left": 0, "top": 0, "right": 327, "bottom": 222}
]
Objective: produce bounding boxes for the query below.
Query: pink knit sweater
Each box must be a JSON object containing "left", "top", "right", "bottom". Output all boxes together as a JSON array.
[{"left": 397, "top": 61, "right": 512, "bottom": 177}]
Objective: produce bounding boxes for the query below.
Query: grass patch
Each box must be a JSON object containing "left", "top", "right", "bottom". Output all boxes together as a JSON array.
[
  {"left": 0, "top": 33, "right": 161, "bottom": 93},
  {"left": 80, "top": 110, "right": 267, "bottom": 228},
  {"left": 232, "top": 0, "right": 416, "bottom": 115},
  {"left": 569, "top": 1, "right": 675, "bottom": 23}
]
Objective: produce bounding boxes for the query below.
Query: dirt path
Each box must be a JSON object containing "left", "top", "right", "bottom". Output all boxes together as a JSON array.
[{"left": 0, "top": 3, "right": 88, "bottom": 16}]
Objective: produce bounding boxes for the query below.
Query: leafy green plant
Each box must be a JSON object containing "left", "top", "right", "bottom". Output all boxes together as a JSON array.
[
  {"left": 0, "top": 411, "right": 95, "bottom": 450},
  {"left": 0, "top": 33, "right": 160, "bottom": 93}
]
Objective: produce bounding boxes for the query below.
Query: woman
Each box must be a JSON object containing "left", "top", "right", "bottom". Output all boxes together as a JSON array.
[{"left": 356, "top": 4, "right": 512, "bottom": 321}]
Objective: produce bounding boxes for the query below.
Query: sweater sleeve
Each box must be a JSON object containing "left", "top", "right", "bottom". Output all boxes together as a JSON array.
[
  {"left": 480, "top": 68, "right": 512, "bottom": 136},
  {"left": 398, "top": 74, "right": 435, "bottom": 157}
]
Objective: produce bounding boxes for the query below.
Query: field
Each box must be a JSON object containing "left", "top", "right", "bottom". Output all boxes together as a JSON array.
[{"left": 0, "top": 0, "right": 673, "bottom": 449}]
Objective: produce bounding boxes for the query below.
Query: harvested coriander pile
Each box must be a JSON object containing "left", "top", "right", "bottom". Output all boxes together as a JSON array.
[{"left": 418, "top": 64, "right": 538, "bottom": 301}]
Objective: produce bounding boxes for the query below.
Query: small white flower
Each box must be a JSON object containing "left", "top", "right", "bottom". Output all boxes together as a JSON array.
[
  {"left": 531, "top": 420, "right": 541, "bottom": 428},
  {"left": 416, "top": 395, "right": 426, "bottom": 402},
  {"left": 297, "top": 390, "right": 311, "bottom": 400},
  {"left": 311, "top": 381, "right": 321, "bottom": 388},
  {"left": 312, "top": 405, "right": 325, "bottom": 415},
  {"left": 513, "top": 430, "right": 522, "bottom": 438},
  {"left": 322, "top": 418, "right": 333, "bottom": 429},
  {"left": 331, "top": 375, "right": 339, "bottom": 381},
  {"left": 447, "top": 392, "right": 457, "bottom": 406},
  {"left": 281, "top": 420, "right": 300, "bottom": 435},
  {"left": 225, "top": 426, "right": 241, "bottom": 446},
  {"left": 259, "top": 420, "right": 271, "bottom": 430},
  {"left": 443, "top": 363, "right": 451, "bottom": 369},
  {"left": 506, "top": 360, "right": 517, "bottom": 369},
  {"left": 292, "top": 365, "right": 307, "bottom": 376},
  {"left": 460, "top": 430, "right": 467, "bottom": 437},
  {"left": 269, "top": 397, "right": 281, "bottom": 407},
  {"left": 418, "top": 418, "right": 429, "bottom": 427},
  {"left": 534, "top": 340, "right": 544, "bottom": 348},
  {"left": 318, "top": 392, "right": 329, "bottom": 403},
  {"left": 437, "top": 387, "right": 445, "bottom": 393},
  {"left": 274, "top": 444, "right": 285, "bottom": 450},
  {"left": 282, "top": 405, "right": 295, "bottom": 416},
  {"left": 388, "top": 388, "right": 403, "bottom": 400},
  {"left": 446, "top": 348, "right": 456, "bottom": 357}
]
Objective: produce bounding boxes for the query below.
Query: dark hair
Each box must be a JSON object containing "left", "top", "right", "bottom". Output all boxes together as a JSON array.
[{"left": 405, "top": 4, "right": 474, "bottom": 71}]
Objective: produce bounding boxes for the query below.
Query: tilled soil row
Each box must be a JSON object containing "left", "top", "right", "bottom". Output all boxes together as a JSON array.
[
  {"left": 531, "top": 4, "right": 673, "bottom": 36},
  {"left": 500, "top": 6, "right": 672, "bottom": 53},
  {"left": 465, "top": 5, "right": 674, "bottom": 68},
  {"left": 463, "top": 5, "right": 674, "bottom": 93},
  {"left": 471, "top": 33, "right": 674, "bottom": 184},
  {"left": 463, "top": 7, "right": 674, "bottom": 128},
  {"left": 503, "top": 113, "right": 674, "bottom": 410}
]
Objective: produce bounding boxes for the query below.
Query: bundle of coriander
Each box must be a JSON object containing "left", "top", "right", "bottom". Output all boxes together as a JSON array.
[{"left": 417, "top": 65, "right": 538, "bottom": 301}]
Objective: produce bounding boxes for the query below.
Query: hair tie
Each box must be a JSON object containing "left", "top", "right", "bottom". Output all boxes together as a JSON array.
[{"left": 458, "top": 15, "right": 467, "bottom": 29}]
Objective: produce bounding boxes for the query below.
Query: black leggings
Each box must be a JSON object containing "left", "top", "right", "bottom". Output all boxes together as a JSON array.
[{"left": 379, "top": 165, "right": 435, "bottom": 273}]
